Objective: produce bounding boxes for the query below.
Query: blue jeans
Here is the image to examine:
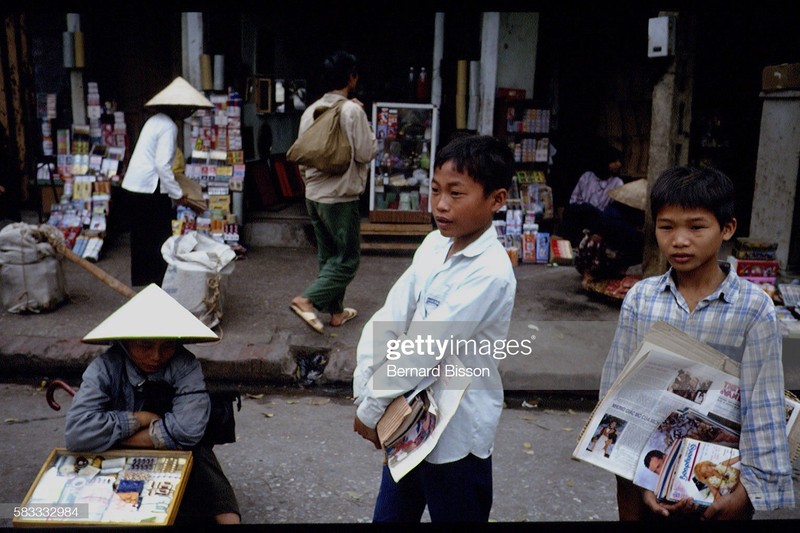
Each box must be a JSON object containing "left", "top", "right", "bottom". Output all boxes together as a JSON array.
[{"left": 373, "top": 454, "right": 493, "bottom": 523}]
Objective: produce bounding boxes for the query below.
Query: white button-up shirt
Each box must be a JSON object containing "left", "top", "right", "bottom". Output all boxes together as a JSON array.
[
  {"left": 122, "top": 113, "right": 183, "bottom": 200},
  {"left": 353, "top": 225, "right": 517, "bottom": 463}
]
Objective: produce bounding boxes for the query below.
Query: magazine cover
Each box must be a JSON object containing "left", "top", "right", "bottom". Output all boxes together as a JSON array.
[
  {"left": 633, "top": 408, "right": 739, "bottom": 492},
  {"left": 656, "top": 437, "right": 741, "bottom": 506}
]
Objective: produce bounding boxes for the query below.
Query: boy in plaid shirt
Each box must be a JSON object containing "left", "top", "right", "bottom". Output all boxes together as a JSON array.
[{"left": 600, "top": 165, "right": 793, "bottom": 520}]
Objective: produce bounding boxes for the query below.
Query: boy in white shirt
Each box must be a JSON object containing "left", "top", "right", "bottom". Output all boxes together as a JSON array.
[{"left": 352, "top": 134, "right": 517, "bottom": 522}]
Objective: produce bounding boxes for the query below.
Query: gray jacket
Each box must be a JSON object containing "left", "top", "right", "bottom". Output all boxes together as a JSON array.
[{"left": 64, "top": 342, "right": 210, "bottom": 452}]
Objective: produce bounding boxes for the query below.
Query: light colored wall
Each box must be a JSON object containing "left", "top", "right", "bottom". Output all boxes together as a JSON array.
[
  {"left": 750, "top": 90, "right": 800, "bottom": 269},
  {"left": 496, "top": 12, "right": 539, "bottom": 97}
]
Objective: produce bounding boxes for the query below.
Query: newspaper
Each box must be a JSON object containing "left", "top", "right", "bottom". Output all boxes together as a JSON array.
[
  {"left": 383, "top": 355, "right": 471, "bottom": 482},
  {"left": 573, "top": 321, "right": 800, "bottom": 480}
]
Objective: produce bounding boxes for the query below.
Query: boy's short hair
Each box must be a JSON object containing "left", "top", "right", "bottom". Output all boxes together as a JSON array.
[
  {"left": 650, "top": 165, "right": 735, "bottom": 227},
  {"left": 434, "top": 134, "right": 515, "bottom": 196},
  {"left": 322, "top": 50, "right": 358, "bottom": 91}
]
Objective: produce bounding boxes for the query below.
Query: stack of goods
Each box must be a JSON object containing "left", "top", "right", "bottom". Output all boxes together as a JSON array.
[
  {"left": 727, "top": 238, "right": 779, "bottom": 298},
  {"left": 44, "top": 83, "right": 126, "bottom": 262},
  {"left": 493, "top": 203, "right": 552, "bottom": 266},
  {"left": 15, "top": 449, "right": 191, "bottom": 526},
  {"left": 37, "top": 93, "right": 58, "bottom": 156},
  {"left": 180, "top": 88, "right": 245, "bottom": 248}
]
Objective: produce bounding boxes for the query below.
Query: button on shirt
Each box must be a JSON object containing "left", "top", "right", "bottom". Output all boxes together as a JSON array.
[
  {"left": 600, "top": 265, "right": 794, "bottom": 510},
  {"left": 122, "top": 113, "right": 183, "bottom": 200},
  {"left": 353, "top": 225, "right": 516, "bottom": 464}
]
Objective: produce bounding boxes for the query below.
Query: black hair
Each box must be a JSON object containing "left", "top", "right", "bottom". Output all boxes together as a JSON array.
[
  {"left": 588, "top": 144, "right": 623, "bottom": 177},
  {"left": 433, "top": 134, "right": 515, "bottom": 196},
  {"left": 322, "top": 50, "right": 358, "bottom": 91},
  {"left": 650, "top": 165, "right": 735, "bottom": 228},
  {"left": 644, "top": 449, "right": 665, "bottom": 468}
]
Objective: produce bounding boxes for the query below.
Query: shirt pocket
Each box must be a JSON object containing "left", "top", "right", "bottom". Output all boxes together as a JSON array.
[{"left": 423, "top": 286, "right": 450, "bottom": 319}]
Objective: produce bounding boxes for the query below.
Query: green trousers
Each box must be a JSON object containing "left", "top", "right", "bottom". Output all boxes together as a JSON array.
[{"left": 302, "top": 199, "right": 361, "bottom": 314}]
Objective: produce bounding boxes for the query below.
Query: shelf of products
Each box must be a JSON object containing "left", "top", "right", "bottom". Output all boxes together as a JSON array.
[
  {"left": 40, "top": 82, "right": 129, "bottom": 262},
  {"left": 369, "top": 102, "right": 438, "bottom": 225},
  {"left": 493, "top": 98, "right": 561, "bottom": 267},
  {"left": 176, "top": 88, "right": 246, "bottom": 251}
]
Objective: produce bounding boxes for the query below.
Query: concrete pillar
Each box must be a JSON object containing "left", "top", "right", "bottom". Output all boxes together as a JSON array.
[
  {"left": 66, "top": 14, "right": 86, "bottom": 126},
  {"left": 749, "top": 90, "right": 800, "bottom": 270},
  {"left": 478, "top": 12, "right": 499, "bottom": 136},
  {"left": 642, "top": 11, "right": 695, "bottom": 277},
  {"left": 432, "top": 13, "right": 444, "bottom": 149},
  {"left": 181, "top": 12, "right": 203, "bottom": 155}
]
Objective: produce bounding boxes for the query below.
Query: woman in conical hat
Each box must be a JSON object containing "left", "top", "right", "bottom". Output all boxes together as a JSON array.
[
  {"left": 121, "top": 77, "right": 213, "bottom": 288},
  {"left": 65, "top": 284, "right": 240, "bottom": 524}
]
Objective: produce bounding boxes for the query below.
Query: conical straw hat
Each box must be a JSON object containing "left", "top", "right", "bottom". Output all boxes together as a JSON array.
[
  {"left": 82, "top": 284, "right": 219, "bottom": 344},
  {"left": 608, "top": 178, "right": 648, "bottom": 211},
  {"left": 144, "top": 76, "right": 213, "bottom": 108}
]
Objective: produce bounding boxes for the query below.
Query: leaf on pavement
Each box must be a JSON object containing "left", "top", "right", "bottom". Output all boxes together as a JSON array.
[
  {"left": 246, "top": 393, "right": 264, "bottom": 399},
  {"left": 307, "top": 398, "right": 331, "bottom": 406},
  {"left": 262, "top": 413, "right": 274, "bottom": 418}
]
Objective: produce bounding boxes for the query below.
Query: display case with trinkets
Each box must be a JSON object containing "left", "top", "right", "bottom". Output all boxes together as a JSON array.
[{"left": 13, "top": 448, "right": 192, "bottom": 527}]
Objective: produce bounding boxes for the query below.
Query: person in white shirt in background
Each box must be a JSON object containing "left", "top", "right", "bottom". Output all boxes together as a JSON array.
[
  {"left": 122, "top": 77, "right": 212, "bottom": 287},
  {"left": 353, "top": 134, "right": 517, "bottom": 523}
]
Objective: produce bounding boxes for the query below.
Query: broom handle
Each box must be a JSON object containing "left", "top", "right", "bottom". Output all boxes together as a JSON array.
[
  {"left": 42, "top": 226, "right": 136, "bottom": 299},
  {"left": 61, "top": 246, "right": 137, "bottom": 298}
]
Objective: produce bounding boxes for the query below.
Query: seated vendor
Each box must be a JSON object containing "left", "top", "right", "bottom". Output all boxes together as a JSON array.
[
  {"left": 560, "top": 145, "right": 625, "bottom": 247},
  {"left": 64, "top": 284, "right": 240, "bottom": 525}
]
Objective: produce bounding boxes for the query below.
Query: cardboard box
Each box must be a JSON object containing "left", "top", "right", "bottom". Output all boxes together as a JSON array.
[
  {"left": 13, "top": 448, "right": 192, "bottom": 527},
  {"left": 762, "top": 63, "right": 800, "bottom": 91},
  {"left": 550, "top": 237, "right": 574, "bottom": 265}
]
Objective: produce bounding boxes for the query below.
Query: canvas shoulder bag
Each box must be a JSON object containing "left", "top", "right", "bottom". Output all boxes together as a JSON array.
[{"left": 287, "top": 99, "right": 351, "bottom": 175}]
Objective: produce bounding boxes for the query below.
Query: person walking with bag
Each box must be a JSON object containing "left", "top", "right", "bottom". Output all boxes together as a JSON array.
[{"left": 289, "top": 50, "right": 378, "bottom": 334}]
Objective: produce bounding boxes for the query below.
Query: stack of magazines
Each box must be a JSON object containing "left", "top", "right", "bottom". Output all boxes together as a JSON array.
[
  {"left": 654, "top": 437, "right": 740, "bottom": 506},
  {"left": 378, "top": 389, "right": 438, "bottom": 459}
]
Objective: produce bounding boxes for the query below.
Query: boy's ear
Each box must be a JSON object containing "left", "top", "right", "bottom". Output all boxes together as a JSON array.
[
  {"left": 721, "top": 217, "right": 737, "bottom": 241},
  {"left": 489, "top": 188, "right": 508, "bottom": 213}
]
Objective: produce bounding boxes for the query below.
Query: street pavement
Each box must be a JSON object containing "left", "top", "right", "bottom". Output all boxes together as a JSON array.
[
  {"left": 0, "top": 224, "right": 623, "bottom": 393},
  {"left": 2, "top": 225, "right": 800, "bottom": 525},
  {"left": 1, "top": 383, "right": 799, "bottom": 526}
]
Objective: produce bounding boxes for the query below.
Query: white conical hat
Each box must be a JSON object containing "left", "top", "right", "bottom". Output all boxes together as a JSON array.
[
  {"left": 82, "top": 284, "right": 219, "bottom": 344},
  {"left": 608, "top": 178, "right": 648, "bottom": 211},
  {"left": 144, "top": 76, "right": 213, "bottom": 109}
]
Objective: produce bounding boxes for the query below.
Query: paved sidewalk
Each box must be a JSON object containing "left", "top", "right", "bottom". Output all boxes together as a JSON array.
[{"left": 0, "top": 228, "right": 622, "bottom": 392}]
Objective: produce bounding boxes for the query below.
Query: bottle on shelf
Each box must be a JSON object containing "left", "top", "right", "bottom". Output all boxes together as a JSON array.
[
  {"left": 419, "top": 142, "right": 430, "bottom": 170},
  {"left": 416, "top": 67, "right": 429, "bottom": 102}
]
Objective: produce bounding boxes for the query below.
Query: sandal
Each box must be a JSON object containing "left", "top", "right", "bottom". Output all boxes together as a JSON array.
[
  {"left": 331, "top": 307, "right": 357, "bottom": 327},
  {"left": 290, "top": 304, "right": 324, "bottom": 334}
]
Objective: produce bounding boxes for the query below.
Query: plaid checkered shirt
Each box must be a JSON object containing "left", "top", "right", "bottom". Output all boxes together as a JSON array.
[{"left": 600, "top": 265, "right": 794, "bottom": 511}]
